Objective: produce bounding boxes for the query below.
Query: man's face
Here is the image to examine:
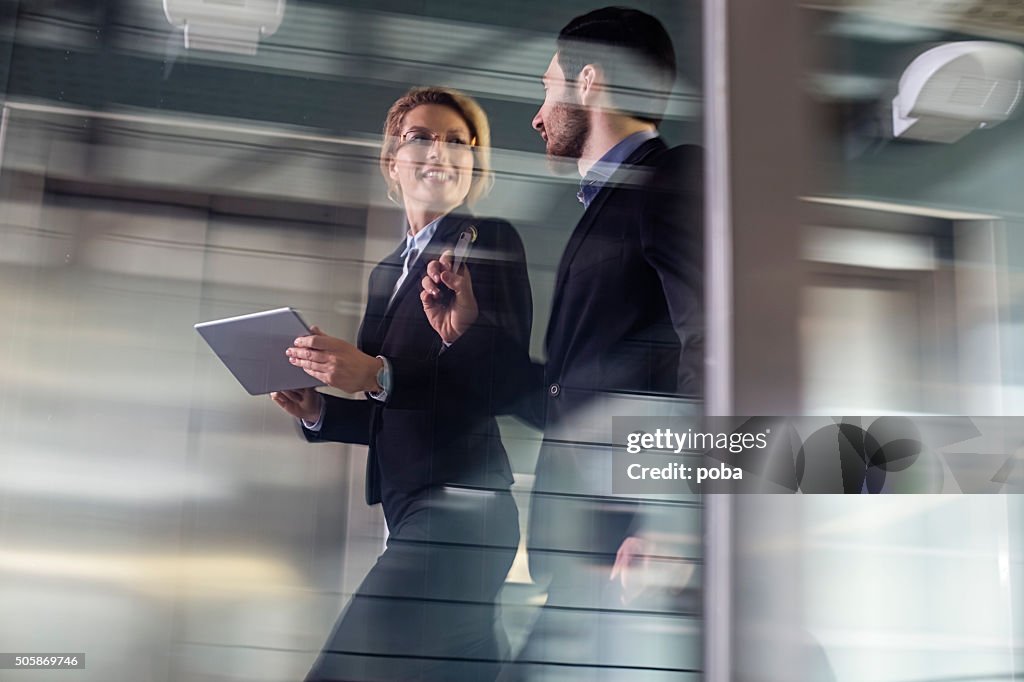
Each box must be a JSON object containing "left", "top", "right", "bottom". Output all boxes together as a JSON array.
[{"left": 532, "top": 54, "right": 589, "bottom": 172}]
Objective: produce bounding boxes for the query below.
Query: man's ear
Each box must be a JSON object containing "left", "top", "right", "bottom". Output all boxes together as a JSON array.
[{"left": 577, "top": 64, "right": 600, "bottom": 106}]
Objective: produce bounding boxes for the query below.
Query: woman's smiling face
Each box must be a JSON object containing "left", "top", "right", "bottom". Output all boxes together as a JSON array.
[{"left": 388, "top": 104, "right": 475, "bottom": 216}]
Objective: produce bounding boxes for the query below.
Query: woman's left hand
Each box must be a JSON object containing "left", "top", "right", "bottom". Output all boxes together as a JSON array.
[{"left": 287, "top": 325, "right": 383, "bottom": 394}]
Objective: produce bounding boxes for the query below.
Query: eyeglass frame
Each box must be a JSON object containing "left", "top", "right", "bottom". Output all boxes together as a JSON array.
[{"left": 396, "top": 126, "right": 477, "bottom": 152}]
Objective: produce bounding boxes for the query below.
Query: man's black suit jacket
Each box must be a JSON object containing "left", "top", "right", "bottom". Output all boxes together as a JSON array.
[
  {"left": 301, "top": 212, "right": 533, "bottom": 527},
  {"left": 503, "top": 138, "right": 704, "bottom": 579}
]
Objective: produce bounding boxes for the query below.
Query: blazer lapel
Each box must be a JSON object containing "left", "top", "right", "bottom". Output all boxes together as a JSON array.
[
  {"left": 358, "top": 242, "right": 405, "bottom": 351},
  {"left": 375, "top": 212, "right": 472, "bottom": 341},
  {"left": 544, "top": 138, "right": 666, "bottom": 353}
]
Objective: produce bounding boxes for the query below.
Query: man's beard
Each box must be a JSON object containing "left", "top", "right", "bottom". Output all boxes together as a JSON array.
[{"left": 545, "top": 101, "right": 589, "bottom": 174}]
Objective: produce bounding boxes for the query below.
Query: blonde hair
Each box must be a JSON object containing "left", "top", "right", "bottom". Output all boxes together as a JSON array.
[{"left": 379, "top": 86, "right": 493, "bottom": 207}]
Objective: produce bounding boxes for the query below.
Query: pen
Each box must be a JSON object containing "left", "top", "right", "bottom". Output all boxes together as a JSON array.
[
  {"left": 438, "top": 225, "right": 477, "bottom": 304},
  {"left": 451, "top": 225, "right": 477, "bottom": 274}
]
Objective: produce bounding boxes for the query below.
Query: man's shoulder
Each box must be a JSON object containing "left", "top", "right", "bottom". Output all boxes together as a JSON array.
[
  {"left": 614, "top": 140, "right": 703, "bottom": 191},
  {"left": 645, "top": 143, "right": 704, "bottom": 194},
  {"left": 648, "top": 143, "right": 703, "bottom": 173},
  {"left": 590, "top": 141, "right": 703, "bottom": 215}
]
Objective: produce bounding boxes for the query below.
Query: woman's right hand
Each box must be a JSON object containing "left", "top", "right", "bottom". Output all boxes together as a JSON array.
[{"left": 271, "top": 388, "right": 322, "bottom": 423}]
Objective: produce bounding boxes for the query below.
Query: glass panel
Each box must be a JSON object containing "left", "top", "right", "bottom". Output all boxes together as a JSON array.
[
  {"left": 730, "top": 4, "right": 1024, "bottom": 681},
  {"left": 0, "top": 2, "right": 704, "bottom": 680}
]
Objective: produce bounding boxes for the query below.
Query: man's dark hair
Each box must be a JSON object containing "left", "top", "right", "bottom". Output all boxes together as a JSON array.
[{"left": 556, "top": 6, "right": 676, "bottom": 125}]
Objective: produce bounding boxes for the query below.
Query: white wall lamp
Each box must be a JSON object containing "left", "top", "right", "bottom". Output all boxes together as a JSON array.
[
  {"left": 892, "top": 41, "right": 1024, "bottom": 143},
  {"left": 163, "top": 0, "right": 286, "bottom": 55}
]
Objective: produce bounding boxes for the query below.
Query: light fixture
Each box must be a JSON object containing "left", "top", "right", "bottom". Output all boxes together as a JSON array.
[
  {"left": 892, "top": 41, "right": 1024, "bottom": 143},
  {"left": 163, "top": 0, "right": 286, "bottom": 55}
]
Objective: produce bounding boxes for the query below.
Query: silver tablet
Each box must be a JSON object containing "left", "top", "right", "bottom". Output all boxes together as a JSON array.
[{"left": 195, "top": 307, "right": 325, "bottom": 395}]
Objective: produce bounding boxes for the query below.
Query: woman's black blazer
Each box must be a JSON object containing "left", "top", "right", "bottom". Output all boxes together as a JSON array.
[{"left": 302, "top": 212, "right": 533, "bottom": 515}]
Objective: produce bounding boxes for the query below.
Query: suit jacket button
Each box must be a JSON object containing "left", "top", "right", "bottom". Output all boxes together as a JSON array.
[{"left": 548, "top": 383, "right": 560, "bottom": 397}]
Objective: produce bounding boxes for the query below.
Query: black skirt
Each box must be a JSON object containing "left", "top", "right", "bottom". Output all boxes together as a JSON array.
[{"left": 304, "top": 485, "right": 520, "bottom": 682}]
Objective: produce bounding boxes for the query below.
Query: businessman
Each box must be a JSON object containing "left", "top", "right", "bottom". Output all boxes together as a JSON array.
[{"left": 422, "top": 7, "right": 703, "bottom": 678}]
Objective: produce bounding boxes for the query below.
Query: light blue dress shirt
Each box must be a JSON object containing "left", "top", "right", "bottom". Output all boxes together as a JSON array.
[
  {"left": 390, "top": 216, "right": 442, "bottom": 303},
  {"left": 577, "top": 129, "right": 659, "bottom": 209}
]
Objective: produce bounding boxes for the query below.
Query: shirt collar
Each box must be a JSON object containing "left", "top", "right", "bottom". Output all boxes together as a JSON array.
[
  {"left": 577, "top": 129, "right": 660, "bottom": 208},
  {"left": 402, "top": 215, "right": 443, "bottom": 258}
]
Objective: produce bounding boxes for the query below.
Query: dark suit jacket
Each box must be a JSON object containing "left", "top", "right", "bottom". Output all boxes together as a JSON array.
[
  {"left": 514, "top": 139, "right": 704, "bottom": 579},
  {"left": 301, "top": 212, "right": 533, "bottom": 526}
]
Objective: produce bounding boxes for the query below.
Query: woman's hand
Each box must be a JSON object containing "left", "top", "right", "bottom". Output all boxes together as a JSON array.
[
  {"left": 287, "top": 326, "right": 383, "bottom": 394},
  {"left": 420, "top": 250, "right": 478, "bottom": 345},
  {"left": 270, "top": 387, "right": 322, "bottom": 423}
]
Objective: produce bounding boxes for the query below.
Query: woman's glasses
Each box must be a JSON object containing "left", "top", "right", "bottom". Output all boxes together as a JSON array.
[{"left": 398, "top": 127, "right": 476, "bottom": 152}]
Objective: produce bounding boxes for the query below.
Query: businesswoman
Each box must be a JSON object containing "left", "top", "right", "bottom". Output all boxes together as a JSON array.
[{"left": 270, "top": 87, "right": 531, "bottom": 682}]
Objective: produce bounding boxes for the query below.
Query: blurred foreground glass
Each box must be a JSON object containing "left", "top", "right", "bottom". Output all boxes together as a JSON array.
[{"left": 727, "top": 4, "right": 1024, "bottom": 681}]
